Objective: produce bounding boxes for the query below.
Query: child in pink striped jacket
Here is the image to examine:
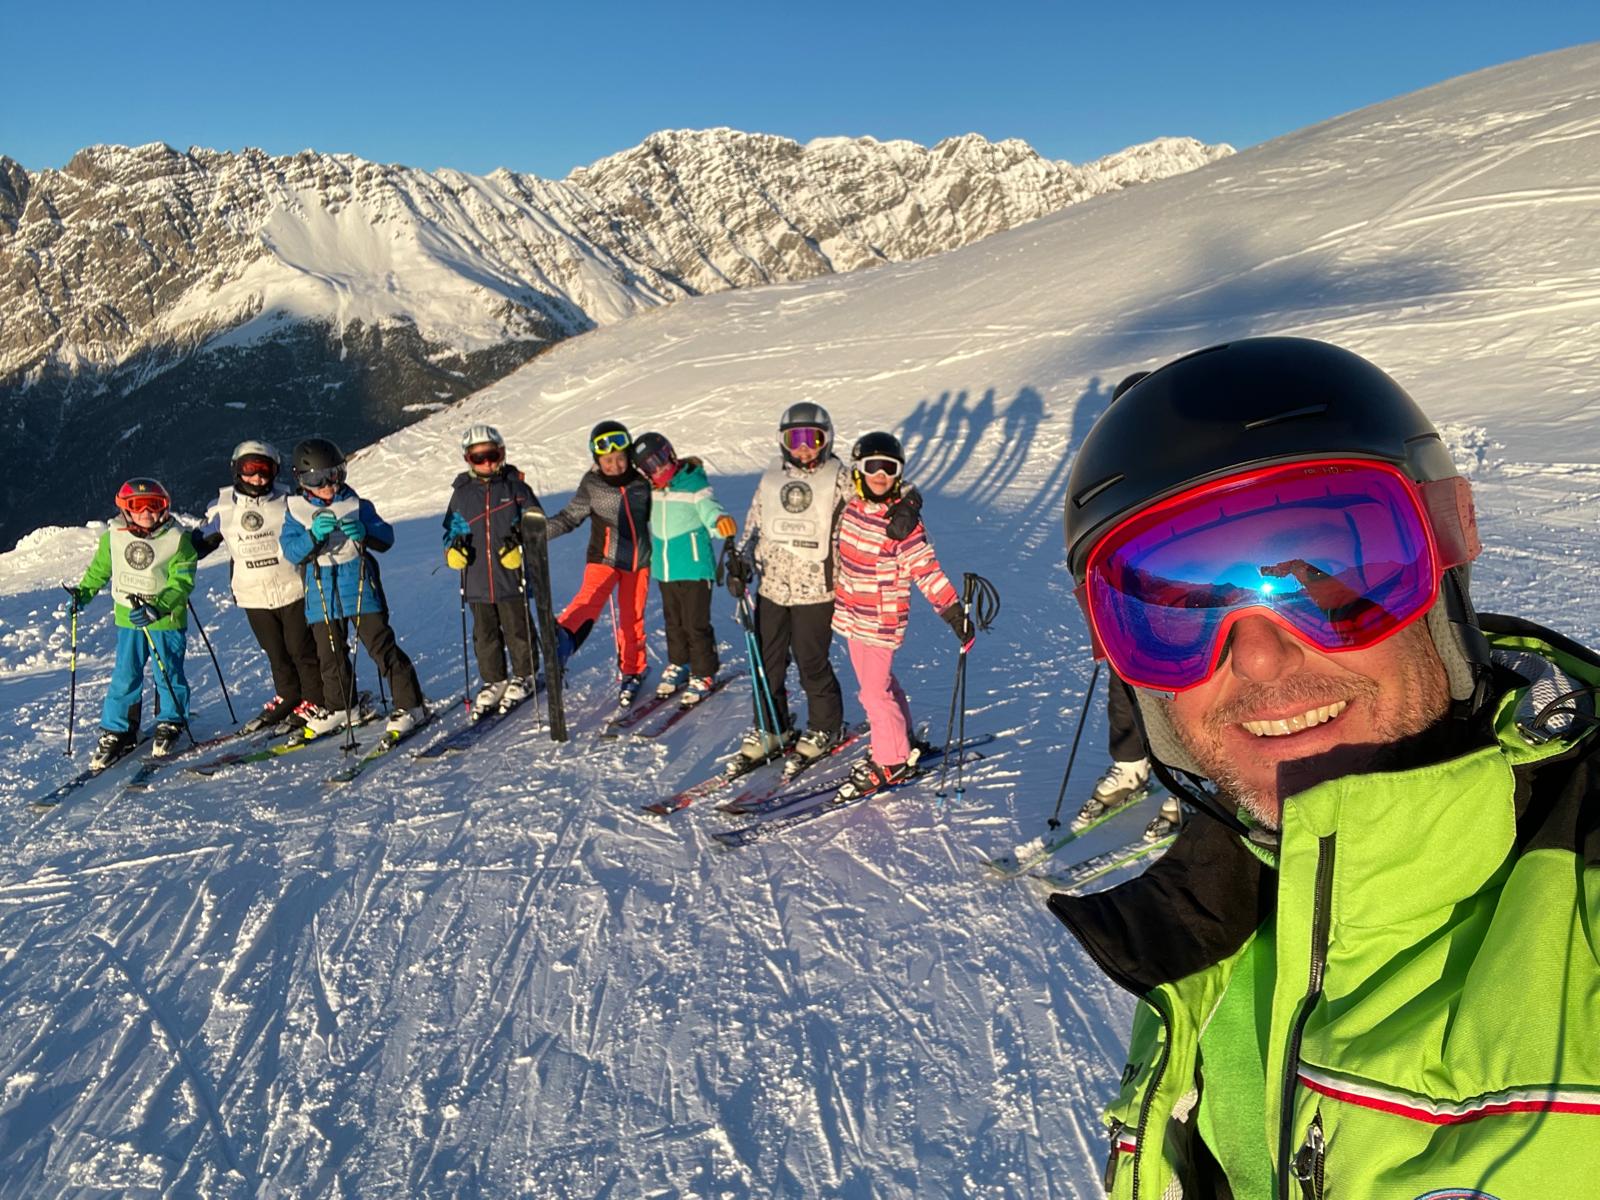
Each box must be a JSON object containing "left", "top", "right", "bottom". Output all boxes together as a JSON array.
[{"left": 831, "top": 431, "right": 973, "bottom": 800}]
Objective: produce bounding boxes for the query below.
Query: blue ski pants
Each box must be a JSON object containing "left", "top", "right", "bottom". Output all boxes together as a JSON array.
[{"left": 101, "top": 626, "right": 189, "bottom": 732}]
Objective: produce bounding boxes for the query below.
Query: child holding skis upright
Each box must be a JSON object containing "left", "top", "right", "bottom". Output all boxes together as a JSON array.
[
  {"left": 831, "top": 432, "right": 972, "bottom": 801},
  {"left": 65, "top": 478, "right": 198, "bottom": 765},
  {"left": 279, "top": 438, "right": 427, "bottom": 739},
  {"left": 630, "top": 431, "right": 737, "bottom": 705},
  {"left": 443, "top": 423, "right": 544, "bottom": 719},
  {"left": 544, "top": 420, "right": 653, "bottom": 708}
]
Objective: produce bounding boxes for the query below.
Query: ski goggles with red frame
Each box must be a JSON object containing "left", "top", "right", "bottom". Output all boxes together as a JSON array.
[
  {"left": 236, "top": 456, "right": 276, "bottom": 478},
  {"left": 121, "top": 494, "right": 169, "bottom": 515},
  {"left": 1076, "top": 459, "right": 1479, "bottom": 692}
]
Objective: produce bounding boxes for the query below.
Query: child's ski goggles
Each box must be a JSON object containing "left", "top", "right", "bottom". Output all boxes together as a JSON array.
[
  {"left": 122, "top": 494, "right": 169, "bottom": 515},
  {"left": 297, "top": 465, "right": 346, "bottom": 489},
  {"left": 465, "top": 446, "right": 504, "bottom": 466},
  {"left": 1076, "top": 459, "right": 1479, "bottom": 692},
  {"left": 592, "top": 431, "right": 631, "bottom": 455},
  {"left": 236, "top": 456, "right": 276, "bottom": 477},
  {"left": 783, "top": 426, "right": 828, "bottom": 451},
  {"left": 858, "top": 457, "right": 902, "bottom": 478}
]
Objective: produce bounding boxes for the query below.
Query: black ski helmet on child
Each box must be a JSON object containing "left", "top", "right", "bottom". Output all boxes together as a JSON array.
[
  {"left": 590, "top": 420, "right": 631, "bottom": 461},
  {"left": 778, "top": 401, "right": 833, "bottom": 466},
  {"left": 850, "top": 431, "right": 905, "bottom": 500},
  {"left": 1063, "top": 337, "right": 1489, "bottom": 769},
  {"left": 231, "top": 440, "right": 281, "bottom": 497},
  {"left": 291, "top": 437, "right": 347, "bottom": 489},
  {"left": 631, "top": 431, "right": 678, "bottom": 486}
]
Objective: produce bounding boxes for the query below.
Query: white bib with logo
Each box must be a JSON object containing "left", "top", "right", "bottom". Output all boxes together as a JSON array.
[
  {"left": 109, "top": 523, "right": 184, "bottom": 610},
  {"left": 755, "top": 456, "right": 844, "bottom": 563},
  {"left": 216, "top": 485, "right": 304, "bottom": 609}
]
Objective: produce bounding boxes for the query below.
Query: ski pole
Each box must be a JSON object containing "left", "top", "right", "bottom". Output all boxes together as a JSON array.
[
  {"left": 457, "top": 567, "right": 472, "bottom": 712},
  {"left": 65, "top": 596, "right": 80, "bottom": 757},
  {"left": 355, "top": 552, "right": 387, "bottom": 711},
  {"left": 1047, "top": 661, "right": 1102, "bottom": 831},
  {"left": 131, "top": 596, "right": 198, "bottom": 750},
  {"left": 186, "top": 597, "right": 237, "bottom": 724},
  {"left": 310, "top": 564, "right": 357, "bottom": 751},
  {"left": 738, "top": 593, "right": 783, "bottom": 738},
  {"left": 938, "top": 573, "right": 998, "bottom": 807}
]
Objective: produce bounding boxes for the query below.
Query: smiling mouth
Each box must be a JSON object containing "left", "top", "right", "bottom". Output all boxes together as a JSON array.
[{"left": 1240, "top": 700, "right": 1349, "bottom": 738}]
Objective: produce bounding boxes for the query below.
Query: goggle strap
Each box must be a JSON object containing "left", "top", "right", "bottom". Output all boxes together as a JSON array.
[{"left": 1420, "top": 475, "right": 1480, "bottom": 567}]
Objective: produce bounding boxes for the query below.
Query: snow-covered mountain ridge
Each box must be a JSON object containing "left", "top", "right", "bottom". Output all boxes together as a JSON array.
[
  {"left": 1, "top": 43, "right": 1597, "bottom": 1198},
  {"left": 0, "top": 129, "right": 1228, "bottom": 549}
]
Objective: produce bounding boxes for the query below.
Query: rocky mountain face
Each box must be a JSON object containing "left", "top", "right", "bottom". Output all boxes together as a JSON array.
[{"left": 0, "top": 130, "right": 1230, "bottom": 546}]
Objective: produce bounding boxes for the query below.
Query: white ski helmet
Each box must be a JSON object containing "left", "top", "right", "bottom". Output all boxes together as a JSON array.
[
  {"left": 230, "top": 440, "right": 282, "bottom": 497},
  {"left": 460, "top": 423, "right": 505, "bottom": 453}
]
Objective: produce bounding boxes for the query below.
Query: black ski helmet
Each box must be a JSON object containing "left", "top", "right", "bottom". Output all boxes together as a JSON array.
[
  {"left": 589, "top": 420, "right": 631, "bottom": 461},
  {"left": 231, "top": 439, "right": 281, "bottom": 498},
  {"left": 1111, "top": 371, "right": 1150, "bottom": 401},
  {"left": 1065, "top": 336, "right": 1488, "bottom": 735},
  {"left": 630, "top": 431, "right": 677, "bottom": 485},
  {"left": 850, "top": 431, "right": 905, "bottom": 500},
  {"left": 778, "top": 401, "right": 833, "bottom": 466},
  {"left": 291, "top": 437, "right": 347, "bottom": 489}
]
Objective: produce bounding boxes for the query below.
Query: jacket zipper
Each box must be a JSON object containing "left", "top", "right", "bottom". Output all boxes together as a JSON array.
[
  {"left": 1278, "top": 835, "right": 1335, "bottom": 1199},
  {"left": 1103, "top": 1119, "right": 1125, "bottom": 1192},
  {"left": 1290, "top": 1111, "right": 1326, "bottom": 1200},
  {"left": 1129, "top": 1003, "right": 1172, "bottom": 1199},
  {"left": 483, "top": 486, "right": 495, "bottom": 603},
  {"left": 622, "top": 482, "right": 640, "bottom": 571}
]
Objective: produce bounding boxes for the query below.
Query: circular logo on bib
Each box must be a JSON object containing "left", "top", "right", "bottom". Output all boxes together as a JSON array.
[
  {"left": 241, "top": 510, "right": 265, "bottom": 532},
  {"left": 124, "top": 541, "right": 155, "bottom": 570},
  {"left": 781, "top": 481, "right": 813, "bottom": 513}
]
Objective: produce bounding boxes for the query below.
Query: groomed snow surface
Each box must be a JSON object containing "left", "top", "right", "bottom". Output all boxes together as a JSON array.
[{"left": 3, "top": 43, "right": 1599, "bottom": 1198}]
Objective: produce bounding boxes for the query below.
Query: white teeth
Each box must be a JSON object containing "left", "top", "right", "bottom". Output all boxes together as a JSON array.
[{"left": 1241, "top": 700, "right": 1348, "bottom": 738}]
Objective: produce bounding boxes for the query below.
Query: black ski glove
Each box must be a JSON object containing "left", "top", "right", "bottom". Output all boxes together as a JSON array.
[
  {"left": 884, "top": 486, "right": 923, "bottom": 541},
  {"left": 190, "top": 529, "right": 224, "bottom": 560},
  {"left": 726, "top": 553, "right": 753, "bottom": 599},
  {"left": 939, "top": 602, "right": 974, "bottom": 647}
]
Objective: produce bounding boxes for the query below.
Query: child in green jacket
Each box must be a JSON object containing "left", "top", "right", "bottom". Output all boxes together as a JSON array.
[
  {"left": 631, "top": 432, "right": 736, "bottom": 704},
  {"left": 65, "top": 478, "right": 198, "bottom": 765}
]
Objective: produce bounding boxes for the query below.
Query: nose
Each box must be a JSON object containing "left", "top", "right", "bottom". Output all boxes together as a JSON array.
[{"left": 1223, "top": 615, "right": 1306, "bottom": 683}]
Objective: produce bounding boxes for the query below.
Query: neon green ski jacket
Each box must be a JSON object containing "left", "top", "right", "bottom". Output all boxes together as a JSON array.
[{"left": 1051, "top": 617, "right": 1600, "bottom": 1199}]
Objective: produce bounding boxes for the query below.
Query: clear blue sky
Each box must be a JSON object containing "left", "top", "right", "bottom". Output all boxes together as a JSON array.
[{"left": 4, "top": 1, "right": 1595, "bottom": 176}]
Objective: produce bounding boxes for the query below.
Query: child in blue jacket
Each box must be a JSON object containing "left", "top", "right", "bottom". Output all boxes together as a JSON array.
[
  {"left": 279, "top": 437, "right": 426, "bottom": 738},
  {"left": 631, "top": 432, "right": 736, "bottom": 704}
]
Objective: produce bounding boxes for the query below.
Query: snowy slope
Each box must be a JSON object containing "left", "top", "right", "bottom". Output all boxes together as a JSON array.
[{"left": 2, "top": 43, "right": 1599, "bottom": 1198}]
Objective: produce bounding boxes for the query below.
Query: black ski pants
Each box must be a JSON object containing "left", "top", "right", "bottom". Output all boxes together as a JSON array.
[
  {"left": 660, "top": 580, "right": 719, "bottom": 677},
  {"left": 472, "top": 599, "right": 538, "bottom": 682},
  {"left": 755, "top": 595, "right": 843, "bottom": 737},
  {"left": 310, "top": 612, "right": 424, "bottom": 714},
  {"left": 245, "top": 601, "right": 325, "bottom": 709},
  {"left": 1106, "top": 673, "right": 1147, "bottom": 763}
]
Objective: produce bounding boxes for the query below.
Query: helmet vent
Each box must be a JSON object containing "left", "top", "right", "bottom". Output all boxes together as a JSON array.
[{"left": 1242, "top": 403, "right": 1328, "bottom": 430}]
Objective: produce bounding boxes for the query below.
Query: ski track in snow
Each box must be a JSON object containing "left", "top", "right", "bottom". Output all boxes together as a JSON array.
[{"left": 2, "top": 44, "right": 1600, "bottom": 1197}]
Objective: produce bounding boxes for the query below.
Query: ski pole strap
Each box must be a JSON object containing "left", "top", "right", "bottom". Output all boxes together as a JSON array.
[
  {"left": 1048, "top": 661, "right": 1102, "bottom": 830},
  {"left": 960, "top": 573, "right": 1001, "bottom": 637}
]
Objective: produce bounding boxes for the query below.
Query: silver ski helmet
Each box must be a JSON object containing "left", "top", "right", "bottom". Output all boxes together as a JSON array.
[
  {"left": 231, "top": 440, "right": 281, "bottom": 497},
  {"left": 460, "top": 423, "right": 505, "bottom": 453},
  {"left": 779, "top": 401, "right": 833, "bottom": 466}
]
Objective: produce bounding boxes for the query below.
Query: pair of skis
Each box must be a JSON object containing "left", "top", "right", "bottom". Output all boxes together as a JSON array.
[
  {"left": 602, "top": 671, "right": 743, "bottom": 740},
  {"left": 979, "top": 784, "right": 1157, "bottom": 878},
  {"left": 28, "top": 719, "right": 290, "bottom": 809},
  {"left": 641, "top": 721, "right": 870, "bottom": 817}
]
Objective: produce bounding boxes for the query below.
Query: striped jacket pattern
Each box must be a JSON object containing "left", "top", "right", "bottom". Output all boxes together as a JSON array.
[{"left": 831, "top": 497, "right": 957, "bottom": 649}]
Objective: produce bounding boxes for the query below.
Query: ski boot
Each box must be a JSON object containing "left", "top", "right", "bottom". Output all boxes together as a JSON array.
[
  {"left": 834, "top": 757, "right": 913, "bottom": 803},
  {"left": 617, "top": 673, "right": 647, "bottom": 708},
  {"left": 680, "top": 675, "right": 716, "bottom": 706},
  {"left": 89, "top": 728, "right": 137, "bottom": 772},
  {"left": 287, "top": 699, "right": 320, "bottom": 730},
  {"left": 302, "top": 701, "right": 370, "bottom": 739},
  {"left": 784, "top": 726, "right": 844, "bottom": 780},
  {"left": 499, "top": 676, "right": 535, "bottom": 712},
  {"left": 1072, "top": 758, "right": 1151, "bottom": 831},
  {"left": 726, "top": 725, "right": 796, "bottom": 778},
  {"left": 151, "top": 721, "right": 185, "bottom": 757},
  {"left": 655, "top": 663, "right": 690, "bottom": 699},
  {"left": 240, "top": 694, "right": 293, "bottom": 735},
  {"left": 1144, "top": 796, "right": 1184, "bottom": 841},
  {"left": 386, "top": 705, "right": 427, "bottom": 738},
  {"left": 472, "top": 680, "right": 509, "bottom": 720}
]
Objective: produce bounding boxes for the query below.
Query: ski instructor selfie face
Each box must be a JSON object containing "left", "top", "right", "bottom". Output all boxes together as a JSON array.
[{"left": 1160, "top": 616, "right": 1451, "bottom": 827}]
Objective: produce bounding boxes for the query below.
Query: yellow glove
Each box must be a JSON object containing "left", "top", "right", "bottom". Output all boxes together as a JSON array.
[
  {"left": 445, "top": 540, "right": 471, "bottom": 570},
  {"left": 497, "top": 536, "right": 523, "bottom": 570},
  {"left": 714, "top": 515, "right": 737, "bottom": 539}
]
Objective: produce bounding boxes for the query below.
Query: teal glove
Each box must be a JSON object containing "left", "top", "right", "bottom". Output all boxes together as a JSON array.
[
  {"left": 310, "top": 510, "right": 339, "bottom": 539},
  {"left": 339, "top": 513, "right": 366, "bottom": 541}
]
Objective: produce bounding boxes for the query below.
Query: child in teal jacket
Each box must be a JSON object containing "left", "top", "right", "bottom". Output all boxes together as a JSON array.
[{"left": 631, "top": 432, "right": 736, "bottom": 703}]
